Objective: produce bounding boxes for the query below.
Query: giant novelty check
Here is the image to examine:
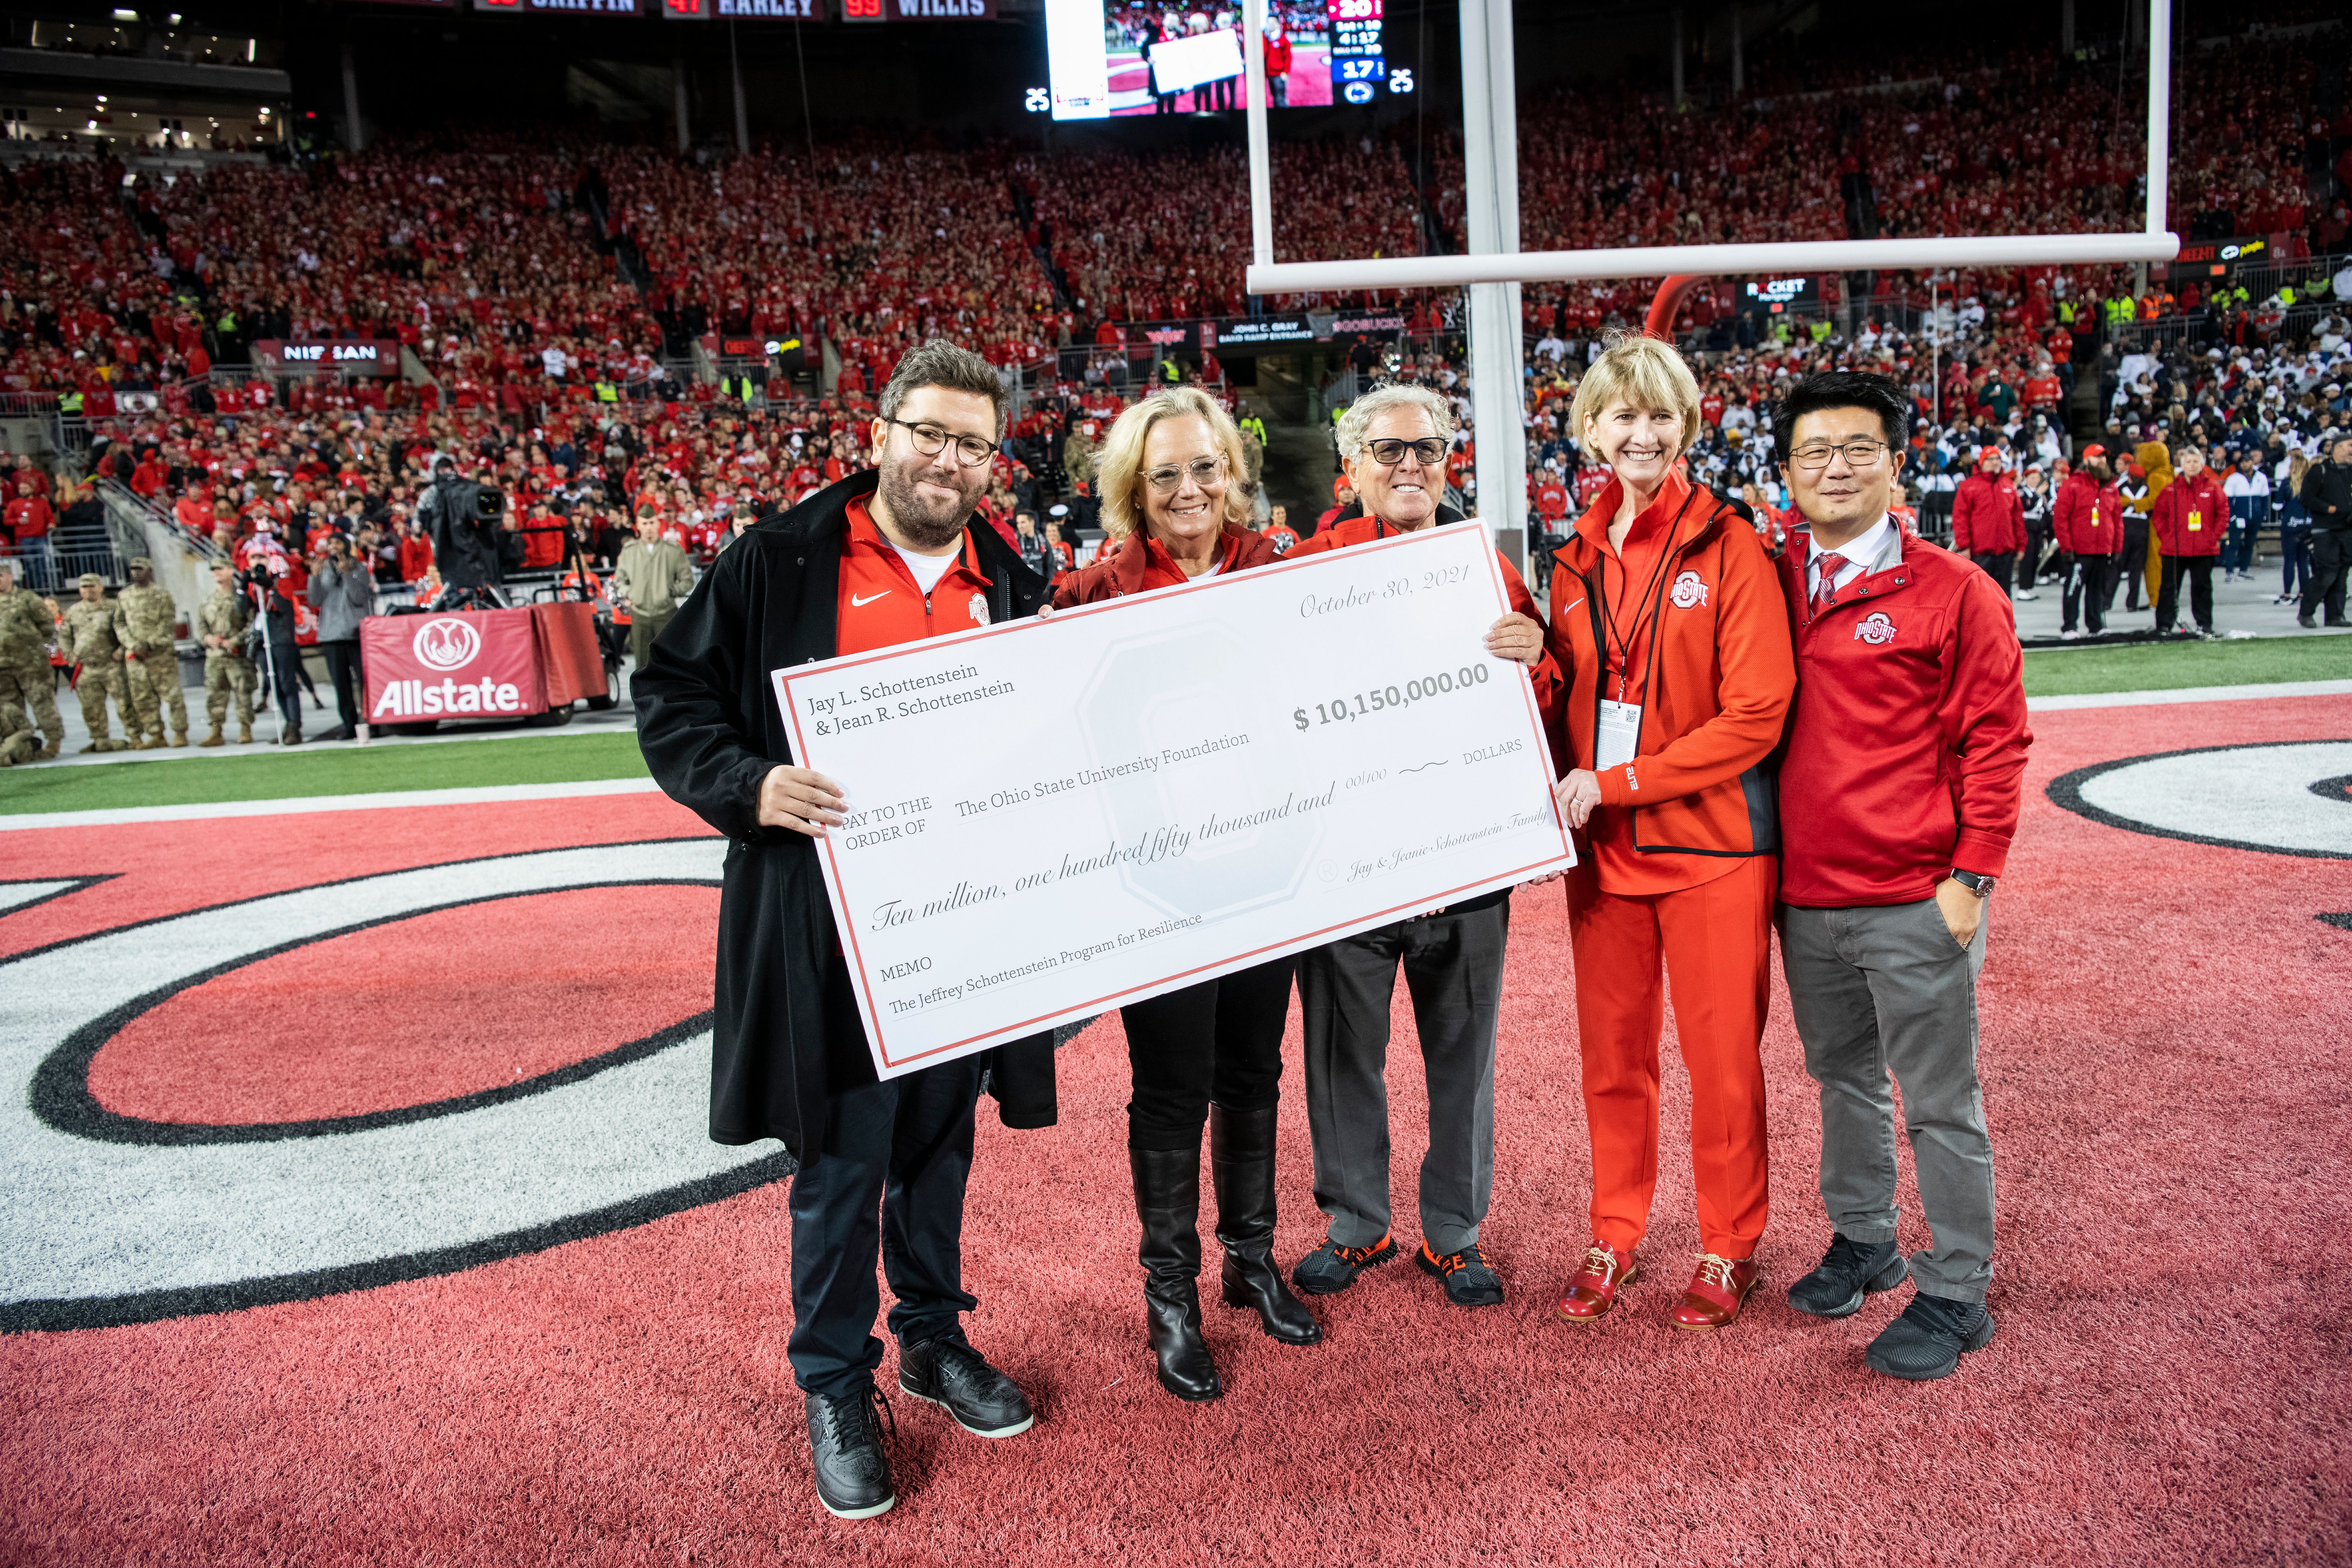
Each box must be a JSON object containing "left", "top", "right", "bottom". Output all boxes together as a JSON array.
[{"left": 772, "top": 520, "right": 1573, "bottom": 1079}]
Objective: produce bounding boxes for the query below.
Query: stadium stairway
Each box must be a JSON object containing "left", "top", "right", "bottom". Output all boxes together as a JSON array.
[{"left": 1244, "top": 358, "right": 1339, "bottom": 529}]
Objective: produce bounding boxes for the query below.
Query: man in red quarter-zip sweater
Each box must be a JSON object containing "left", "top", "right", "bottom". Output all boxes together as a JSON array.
[{"left": 1767, "top": 371, "right": 2031, "bottom": 1385}]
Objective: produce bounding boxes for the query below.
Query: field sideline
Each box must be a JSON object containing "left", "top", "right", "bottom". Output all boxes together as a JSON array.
[{"left": 2, "top": 639, "right": 2343, "bottom": 818}]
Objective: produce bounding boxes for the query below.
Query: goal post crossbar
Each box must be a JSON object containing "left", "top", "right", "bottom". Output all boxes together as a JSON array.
[{"left": 1239, "top": 0, "right": 2180, "bottom": 296}]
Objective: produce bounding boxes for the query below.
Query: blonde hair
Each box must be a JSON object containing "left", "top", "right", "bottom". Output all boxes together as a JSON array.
[
  {"left": 1571, "top": 332, "right": 1702, "bottom": 464},
  {"left": 1096, "top": 387, "right": 1253, "bottom": 541}
]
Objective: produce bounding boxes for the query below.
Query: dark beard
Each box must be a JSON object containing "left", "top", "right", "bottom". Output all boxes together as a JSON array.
[{"left": 876, "top": 461, "right": 976, "bottom": 551}]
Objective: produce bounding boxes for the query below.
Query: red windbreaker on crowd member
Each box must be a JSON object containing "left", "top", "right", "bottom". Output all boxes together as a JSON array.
[
  {"left": 2150, "top": 469, "right": 2226, "bottom": 558},
  {"left": 1950, "top": 470, "right": 2025, "bottom": 555},
  {"left": 397, "top": 534, "right": 435, "bottom": 582},
  {"left": 2052, "top": 471, "right": 2121, "bottom": 556},
  {"left": 1773, "top": 527, "right": 2031, "bottom": 907}
]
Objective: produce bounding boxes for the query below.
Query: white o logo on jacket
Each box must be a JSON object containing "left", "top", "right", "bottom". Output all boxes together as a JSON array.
[
  {"left": 1669, "top": 570, "right": 1708, "bottom": 609},
  {"left": 1853, "top": 610, "right": 1897, "bottom": 645}
]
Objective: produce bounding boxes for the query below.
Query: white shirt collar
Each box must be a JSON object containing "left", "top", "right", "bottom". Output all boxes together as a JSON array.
[{"left": 1807, "top": 514, "right": 1895, "bottom": 574}]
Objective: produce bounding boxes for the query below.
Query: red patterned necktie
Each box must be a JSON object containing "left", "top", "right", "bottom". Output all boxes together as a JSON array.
[{"left": 1810, "top": 552, "right": 1849, "bottom": 618}]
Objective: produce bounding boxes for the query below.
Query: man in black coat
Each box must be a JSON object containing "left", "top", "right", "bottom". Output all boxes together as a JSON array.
[{"left": 634, "top": 340, "right": 1055, "bottom": 1523}]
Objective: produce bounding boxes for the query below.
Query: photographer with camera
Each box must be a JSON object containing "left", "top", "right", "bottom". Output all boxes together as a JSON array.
[
  {"left": 307, "top": 530, "right": 375, "bottom": 742},
  {"left": 417, "top": 456, "right": 518, "bottom": 605},
  {"left": 249, "top": 557, "right": 308, "bottom": 746},
  {"left": 610, "top": 510, "right": 694, "bottom": 672}
]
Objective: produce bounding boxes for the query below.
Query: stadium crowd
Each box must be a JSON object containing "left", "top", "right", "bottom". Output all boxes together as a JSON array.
[{"left": 5, "top": 18, "right": 2352, "bottom": 764}]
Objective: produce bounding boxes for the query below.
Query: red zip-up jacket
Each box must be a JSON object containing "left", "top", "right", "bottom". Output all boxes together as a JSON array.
[
  {"left": 1775, "top": 525, "right": 2032, "bottom": 907},
  {"left": 2150, "top": 470, "right": 2226, "bottom": 557},
  {"left": 2052, "top": 471, "right": 2122, "bottom": 556},
  {"left": 1950, "top": 471, "right": 2025, "bottom": 555}
]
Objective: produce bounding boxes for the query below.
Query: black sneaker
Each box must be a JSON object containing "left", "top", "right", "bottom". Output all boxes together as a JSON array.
[
  {"left": 1865, "top": 1292, "right": 1996, "bottom": 1381},
  {"left": 1786, "top": 1233, "right": 1908, "bottom": 1319},
  {"left": 805, "top": 1387, "right": 896, "bottom": 1520},
  {"left": 1291, "top": 1232, "right": 1399, "bottom": 1295},
  {"left": 1416, "top": 1240, "right": 1505, "bottom": 1307},
  {"left": 897, "top": 1335, "right": 1035, "bottom": 1438}
]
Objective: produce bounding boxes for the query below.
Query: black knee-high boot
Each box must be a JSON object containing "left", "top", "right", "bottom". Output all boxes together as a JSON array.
[
  {"left": 1210, "top": 1104, "right": 1322, "bottom": 1345},
  {"left": 1131, "top": 1145, "right": 1222, "bottom": 1401}
]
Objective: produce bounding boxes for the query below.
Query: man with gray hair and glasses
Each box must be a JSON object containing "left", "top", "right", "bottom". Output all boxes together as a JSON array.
[
  {"left": 635, "top": 339, "right": 1057, "bottom": 1522},
  {"left": 1282, "top": 383, "right": 1561, "bottom": 1309}
]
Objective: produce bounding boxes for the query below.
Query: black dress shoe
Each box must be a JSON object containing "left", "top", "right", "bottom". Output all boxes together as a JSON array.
[
  {"left": 898, "top": 1335, "right": 1035, "bottom": 1437},
  {"left": 1787, "top": 1233, "right": 1908, "bottom": 1319},
  {"left": 805, "top": 1387, "right": 896, "bottom": 1519},
  {"left": 1865, "top": 1292, "right": 1995, "bottom": 1381}
]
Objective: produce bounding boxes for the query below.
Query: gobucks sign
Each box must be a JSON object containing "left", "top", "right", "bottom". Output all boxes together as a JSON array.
[{"left": 360, "top": 609, "right": 545, "bottom": 722}]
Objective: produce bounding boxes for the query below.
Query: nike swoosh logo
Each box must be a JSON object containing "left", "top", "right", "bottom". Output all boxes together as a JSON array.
[
  {"left": 850, "top": 591, "right": 891, "bottom": 608},
  {"left": 1561, "top": 597, "right": 1585, "bottom": 614}
]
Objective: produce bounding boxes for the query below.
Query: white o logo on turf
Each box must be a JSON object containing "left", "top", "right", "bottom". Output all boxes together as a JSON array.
[
  {"left": 412, "top": 616, "right": 482, "bottom": 672},
  {"left": 0, "top": 839, "right": 779, "bottom": 1333},
  {"left": 2049, "top": 740, "right": 2352, "bottom": 859}
]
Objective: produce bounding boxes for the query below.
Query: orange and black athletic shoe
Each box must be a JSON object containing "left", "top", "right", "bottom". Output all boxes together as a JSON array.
[
  {"left": 1291, "top": 1233, "right": 1399, "bottom": 1296},
  {"left": 1417, "top": 1241, "right": 1505, "bottom": 1307}
]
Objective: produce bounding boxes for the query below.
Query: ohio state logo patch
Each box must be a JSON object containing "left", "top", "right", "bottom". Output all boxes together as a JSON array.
[
  {"left": 1854, "top": 610, "right": 1897, "bottom": 645},
  {"left": 1669, "top": 571, "right": 1708, "bottom": 609},
  {"left": 968, "top": 592, "right": 991, "bottom": 627}
]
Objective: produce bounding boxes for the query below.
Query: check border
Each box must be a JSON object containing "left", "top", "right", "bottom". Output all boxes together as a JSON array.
[{"left": 776, "top": 521, "right": 1571, "bottom": 1074}]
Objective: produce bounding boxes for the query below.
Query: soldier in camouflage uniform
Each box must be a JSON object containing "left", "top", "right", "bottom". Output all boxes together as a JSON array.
[
  {"left": 196, "top": 559, "right": 255, "bottom": 746},
  {"left": 114, "top": 556, "right": 189, "bottom": 749},
  {"left": 0, "top": 559, "right": 63, "bottom": 761},
  {"left": 63, "top": 573, "right": 132, "bottom": 752}
]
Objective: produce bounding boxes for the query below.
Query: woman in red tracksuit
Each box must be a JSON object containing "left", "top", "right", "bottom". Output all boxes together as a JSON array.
[
  {"left": 1546, "top": 334, "right": 1796, "bottom": 1333},
  {"left": 1052, "top": 387, "right": 1316, "bottom": 1404},
  {"left": 2149, "top": 446, "right": 2226, "bottom": 638}
]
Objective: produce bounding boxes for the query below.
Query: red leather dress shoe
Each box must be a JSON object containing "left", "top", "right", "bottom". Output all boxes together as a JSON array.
[
  {"left": 1555, "top": 1243, "right": 1639, "bottom": 1324},
  {"left": 1671, "top": 1253, "right": 1760, "bottom": 1330}
]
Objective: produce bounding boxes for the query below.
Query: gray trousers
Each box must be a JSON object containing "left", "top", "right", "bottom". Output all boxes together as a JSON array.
[
  {"left": 1299, "top": 900, "right": 1507, "bottom": 1255},
  {"left": 1779, "top": 898, "right": 1996, "bottom": 1302}
]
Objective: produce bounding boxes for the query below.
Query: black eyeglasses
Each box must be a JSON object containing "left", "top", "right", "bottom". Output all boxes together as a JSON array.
[
  {"left": 887, "top": 418, "right": 998, "bottom": 468},
  {"left": 1788, "top": 438, "right": 1890, "bottom": 471},
  {"left": 1364, "top": 437, "right": 1449, "bottom": 467}
]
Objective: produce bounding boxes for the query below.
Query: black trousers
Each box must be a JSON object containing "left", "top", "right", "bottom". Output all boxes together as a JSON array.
[
  {"left": 1120, "top": 955, "right": 1295, "bottom": 1151},
  {"left": 1974, "top": 551, "right": 2016, "bottom": 598},
  {"left": 785, "top": 1055, "right": 983, "bottom": 1399},
  {"left": 267, "top": 642, "right": 305, "bottom": 728},
  {"left": 2060, "top": 553, "right": 2114, "bottom": 634},
  {"left": 2156, "top": 553, "right": 2214, "bottom": 632},
  {"left": 2303, "top": 530, "right": 2351, "bottom": 625},
  {"left": 2117, "top": 522, "right": 2150, "bottom": 609},
  {"left": 319, "top": 640, "right": 362, "bottom": 729}
]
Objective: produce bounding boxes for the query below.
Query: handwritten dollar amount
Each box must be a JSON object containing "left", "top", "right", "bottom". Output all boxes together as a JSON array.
[{"left": 1294, "top": 664, "right": 1492, "bottom": 729}]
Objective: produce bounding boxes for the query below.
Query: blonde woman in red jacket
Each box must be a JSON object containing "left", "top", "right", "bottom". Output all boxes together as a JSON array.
[
  {"left": 1054, "top": 387, "right": 1316, "bottom": 1404},
  {"left": 1547, "top": 334, "right": 1796, "bottom": 1333},
  {"left": 2150, "top": 446, "right": 2226, "bottom": 638}
]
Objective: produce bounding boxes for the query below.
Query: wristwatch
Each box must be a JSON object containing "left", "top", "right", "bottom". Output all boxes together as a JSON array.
[{"left": 1949, "top": 869, "right": 1996, "bottom": 898}]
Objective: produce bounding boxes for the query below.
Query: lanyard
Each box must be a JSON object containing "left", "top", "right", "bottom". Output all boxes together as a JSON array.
[{"left": 1596, "top": 487, "right": 1696, "bottom": 703}]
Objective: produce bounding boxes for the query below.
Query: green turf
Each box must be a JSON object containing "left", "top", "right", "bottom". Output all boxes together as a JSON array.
[
  {"left": 0, "top": 732, "right": 650, "bottom": 816},
  {"left": 2021, "top": 636, "right": 2350, "bottom": 697},
  {"left": 5, "top": 640, "right": 2343, "bottom": 817}
]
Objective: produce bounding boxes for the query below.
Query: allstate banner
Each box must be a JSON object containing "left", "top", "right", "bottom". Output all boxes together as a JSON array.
[
  {"left": 773, "top": 521, "right": 1573, "bottom": 1081},
  {"left": 361, "top": 610, "right": 542, "bottom": 721}
]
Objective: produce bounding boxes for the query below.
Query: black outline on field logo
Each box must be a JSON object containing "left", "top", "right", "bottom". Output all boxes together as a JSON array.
[{"left": 0, "top": 841, "right": 795, "bottom": 1336}]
